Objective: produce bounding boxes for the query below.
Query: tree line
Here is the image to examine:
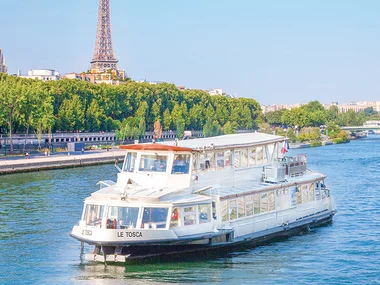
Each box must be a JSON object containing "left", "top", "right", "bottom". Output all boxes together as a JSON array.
[
  {"left": 0, "top": 74, "right": 263, "bottom": 150},
  {"left": 262, "top": 100, "right": 379, "bottom": 143}
]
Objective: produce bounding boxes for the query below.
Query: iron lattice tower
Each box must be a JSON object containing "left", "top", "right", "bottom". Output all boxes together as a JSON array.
[{"left": 90, "top": 0, "right": 118, "bottom": 71}]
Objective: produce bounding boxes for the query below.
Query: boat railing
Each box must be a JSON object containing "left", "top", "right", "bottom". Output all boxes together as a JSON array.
[
  {"left": 284, "top": 155, "right": 307, "bottom": 177},
  {"left": 322, "top": 188, "right": 330, "bottom": 198},
  {"left": 96, "top": 180, "right": 116, "bottom": 190}
]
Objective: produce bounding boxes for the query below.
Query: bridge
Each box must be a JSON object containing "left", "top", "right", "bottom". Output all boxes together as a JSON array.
[{"left": 340, "top": 126, "right": 380, "bottom": 131}]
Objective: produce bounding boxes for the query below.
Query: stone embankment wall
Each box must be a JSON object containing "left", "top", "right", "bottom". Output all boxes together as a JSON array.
[{"left": 0, "top": 151, "right": 125, "bottom": 175}]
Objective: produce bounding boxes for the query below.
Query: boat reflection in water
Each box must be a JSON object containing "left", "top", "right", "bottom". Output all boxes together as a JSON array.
[{"left": 70, "top": 133, "right": 336, "bottom": 263}]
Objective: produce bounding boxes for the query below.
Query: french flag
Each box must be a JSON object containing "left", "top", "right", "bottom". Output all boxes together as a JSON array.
[{"left": 281, "top": 141, "right": 289, "bottom": 154}]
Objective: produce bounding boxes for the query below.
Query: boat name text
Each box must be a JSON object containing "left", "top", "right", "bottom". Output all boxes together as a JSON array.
[
  {"left": 82, "top": 230, "right": 92, "bottom": 236},
  {"left": 117, "top": 231, "right": 143, "bottom": 238}
]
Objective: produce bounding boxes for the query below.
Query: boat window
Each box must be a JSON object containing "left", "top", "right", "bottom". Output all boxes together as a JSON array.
[
  {"left": 183, "top": 206, "right": 196, "bottom": 226},
  {"left": 245, "top": 195, "right": 253, "bottom": 216},
  {"left": 308, "top": 183, "right": 315, "bottom": 202},
  {"left": 249, "top": 148, "right": 256, "bottom": 166},
  {"left": 198, "top": 204, "right": 211, "bottom": 224},
  {"left": 256, "top": 147, "right": 263, "bottom": 164},
  {"left": 241, "top": 149, "right": 248, "bottom": 167},
  {"left": 301, "top": 184, "right": 308, "bottom": 204},
  {"left": 238, "top": 197, "right": 245, "bottom": 218},
  {"left": 184, "top": 206, "right": 195, "bottom": 213},
  {"left": 139, "top": 155, "right": 168, "bottom": 172},
  {"left": 124, "top": 152, "right": 137, "bottom": 172},
  {"left": 229, "top": 199, "right": 237, "bottom": 220},
  {"left": 216, "top": 152, "right": 225, "bottom": 168},
  {"left": 225, "top": 150, "right": 231, "bottom": 168},
  {"left": 212, "top": 201, "right": 217, "bottom": 220},
  {"left": 221, "top": 200, "right": 228, "bottom": 222},
  {"left": 170, "top": 207, "right": 180, "bottom": 228},
  {"left": 260, "top": 193, "right": 268, "bottom": 213},
  {"left": 172, "top": 154, "right": 191, "bottom": 174},
  {"left": 107, "top": 206, "right": 139, "bottom": 229},
  {"left": 296, "top": 186, "right": 302, "bottom": 204},
  {"left": 83, "top": 204, "right": 105, "bottom": 226},
  {"left": 234, "top": 150, "right": 241, "bottom": 168},
  {"left": 291, "top": 187, "right": 297, "bottom": 207},
  {"left": 141, "top": 207, "right": 168, "bottom": 229},
  {"left": 263, "top": 146, "right": 268, "bottom": 164},
  {"left": 315, "top": 181, "right": 321, "bottom": 200},
  {"left": 253, "top": 193, "right": 260, "bottom": 214},
  {"left": 267, "top": 143, "right": 275, "bottom": 161},
  {"left": 268, "top": 191, "right": 275, "bottom": 211}
]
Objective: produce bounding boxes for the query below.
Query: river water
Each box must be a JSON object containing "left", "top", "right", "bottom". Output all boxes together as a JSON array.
[{"left": 0, "top": 137, "right": 379, "bottom": 285}]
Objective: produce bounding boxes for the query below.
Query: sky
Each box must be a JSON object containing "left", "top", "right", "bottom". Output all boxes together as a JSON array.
[{"left": 1, "top": 0, "right": 380, "bottom": 105}]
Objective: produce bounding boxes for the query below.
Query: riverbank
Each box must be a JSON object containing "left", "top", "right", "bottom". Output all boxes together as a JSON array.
[{"left": 0, "top": 150, "right": 125, "bottom": 175}]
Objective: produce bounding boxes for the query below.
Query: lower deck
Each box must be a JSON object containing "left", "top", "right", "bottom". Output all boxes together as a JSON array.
[{"left": 84, "top": 209, "right": 336, "bottom": 263}]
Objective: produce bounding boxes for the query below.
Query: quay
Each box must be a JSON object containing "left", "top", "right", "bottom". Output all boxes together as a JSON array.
[{"left": 0, "top": 150, "right": 125, "bottom": 175}]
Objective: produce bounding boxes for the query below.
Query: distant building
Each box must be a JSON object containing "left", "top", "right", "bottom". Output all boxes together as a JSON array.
[
  {"left": 63, "top": 71, "right": 127, "bottom": 86},
  {"left": 330, "top": 101, "right": 380, "bottom": 113},
  {"left": 261, "top": 104, "right": 302, "bottom": 114},
  {"left": 63, "top": 72, "right": 95, "bottom": 83},
  {"left": 208, "top": 88, "right": 223, "bottom": 96},
  {"left": 206, "top": 88, "right": 234, "bottom": 98},
  {"left": 136, "top": 79, "right": 162, "bottom": 85},
  {"left": 20, "top": 69, "right": 60, "bottom": 81},
  {"left": 262, "top": 101, "right": 380, "bottom": 114},
  {"left": 0, "top": 48, "right": 7, "bottom": 73}
]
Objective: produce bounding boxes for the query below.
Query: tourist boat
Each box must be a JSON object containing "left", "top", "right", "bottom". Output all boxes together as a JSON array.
[{"left": 70, "top": 133, "right": 336, "bottom": 263}]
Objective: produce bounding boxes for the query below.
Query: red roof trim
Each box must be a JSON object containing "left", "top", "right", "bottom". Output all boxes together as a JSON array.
[{"left": 120, "top": 144, "right": 193, "bottom": 152}]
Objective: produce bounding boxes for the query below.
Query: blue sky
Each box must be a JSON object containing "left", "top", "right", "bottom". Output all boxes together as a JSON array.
[{"left": 1, "top": 0, "right": 380, "bottom": 105}]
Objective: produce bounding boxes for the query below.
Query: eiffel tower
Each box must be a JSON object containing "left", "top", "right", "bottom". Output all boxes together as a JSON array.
[
  {"left": 90, "top": 0, "right": 118, "bottom": 72},
  {"left": 0, "top": 48, "right": 7, "bottom": 73}
]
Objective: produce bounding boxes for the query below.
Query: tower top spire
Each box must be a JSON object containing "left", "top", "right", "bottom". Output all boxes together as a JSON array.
[
  {"left": 90, "top": 0, "right": 118, "bottom": 72},
  {"left": 0, "top": 48, "right": 8, "bottom": 74}
]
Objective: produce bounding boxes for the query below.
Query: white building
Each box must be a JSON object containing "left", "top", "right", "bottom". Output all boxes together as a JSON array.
[
  {"left": 20, "top": 69, "right": 60, "bottom": 81},
  {"left": 330, "top": 101, "right": 380, "bottom": 113},
  {"left": 207, "top": 88, "right": 223, "bottom": 96}
]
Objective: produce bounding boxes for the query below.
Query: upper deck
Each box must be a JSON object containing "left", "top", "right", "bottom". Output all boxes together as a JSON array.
[
  {"left": 161, "top": 132, "right": 286, "bottom": 151},
  {"left": 86, "top": 133, "right": 326, "bottom": 204}
]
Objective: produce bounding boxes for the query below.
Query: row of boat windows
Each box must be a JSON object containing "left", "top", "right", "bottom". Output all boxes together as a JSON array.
[
  {"left": 220, "top": 182, "right": 323, "bottom": 222},
  {"left": 294, "top": 184, "right": 316, "bottom": 206},
  {"left": 83, "top": 203, "right": 213, "bottom": 230},
  {"left": 195, "top": 145, "right": 273, "bottom": 171},
  {"left": 221, "top": 192, "right": 276, "bottom": 222},
  {"left": 170, "top": 204, "right": 212, "bottom": 228},
  {"left": 123, "top": 152, "right": 191, "bottom": 174}
]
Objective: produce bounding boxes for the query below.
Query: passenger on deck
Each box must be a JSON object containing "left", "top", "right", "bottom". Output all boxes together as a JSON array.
[
  {"left": 152, "top": 160, "right": 160, "bottom": 171},
  {"left": 159, "top": 159, "right": 167, "bottom": 171},
  {"left": 174, "top": 155, "right": 186, "bottom": 166}
]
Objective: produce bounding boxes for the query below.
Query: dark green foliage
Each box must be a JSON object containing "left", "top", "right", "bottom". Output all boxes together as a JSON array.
[{"left": 0, "top": 74, "right": 262, "bottom": 139}]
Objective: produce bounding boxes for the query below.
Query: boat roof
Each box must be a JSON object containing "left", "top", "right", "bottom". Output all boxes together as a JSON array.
[
  {"left": 120, "top": 144, "right": 192, "bottom": 152},
  {"left": 161, "top": 132, "right": 286, "bottom": 151}
]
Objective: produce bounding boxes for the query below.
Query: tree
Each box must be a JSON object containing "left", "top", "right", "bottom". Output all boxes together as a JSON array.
[
  {"left": 0, "top": 78, "right": 23, "bottom": 152},
  {"left": 86, "top": 100, "right": 105, "bottom": 131},
  {"left": 162, "top": 108, "right": 172, "bottom": 131},
  {"left": 265, "top": 110, "right": 285, "bottom": 126},
  {"left": 222, "top": 121, "right": 235, "bottom": 134},
  {"left": 176, "top": 119, "right": 185, "bottom": 139},
  {"left": 57, "top": 95, "right": 84, "bottom": 132},
  {"left": 287, "top": 128, "right": 297, "bottom": 143}
]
